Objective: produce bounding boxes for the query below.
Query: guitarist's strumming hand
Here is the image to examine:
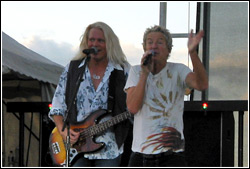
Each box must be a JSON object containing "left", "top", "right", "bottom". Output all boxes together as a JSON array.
[
  {"left": 59, "top": 128, "right": 80, "bottom": 145},
  {"left": 52, "top": 115, "right": 80, "bottom": 145}
]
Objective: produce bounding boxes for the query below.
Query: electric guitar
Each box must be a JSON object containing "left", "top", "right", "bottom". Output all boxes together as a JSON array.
[{"left": 49, "top": 109, "right": 131, "bottom": 166}]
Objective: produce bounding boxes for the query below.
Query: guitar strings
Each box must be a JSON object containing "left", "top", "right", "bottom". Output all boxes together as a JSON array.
[{"left": 76, "top": 112, "right": 130, "bottom": 142}]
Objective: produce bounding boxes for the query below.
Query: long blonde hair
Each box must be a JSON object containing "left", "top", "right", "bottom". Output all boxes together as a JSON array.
[{"left": 73, "top": 22, "right": 128, "bottom": 67}]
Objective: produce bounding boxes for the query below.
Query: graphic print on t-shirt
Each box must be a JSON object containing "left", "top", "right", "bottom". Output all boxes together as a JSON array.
[
  {"left": 140, "top": 69, "right": 185, "bottom": 153},
  {"left": 141, "top": 126, "right": 182, "bottom": 153}
]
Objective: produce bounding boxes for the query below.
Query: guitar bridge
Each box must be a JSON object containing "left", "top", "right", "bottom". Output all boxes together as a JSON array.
[{"left": 51, "top": 142, "right": 61, "bottom": 154}]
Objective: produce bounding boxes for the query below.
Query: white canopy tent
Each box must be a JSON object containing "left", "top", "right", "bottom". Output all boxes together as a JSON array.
[
  {"left": 2, "top": 32, "right": 64, "bottom": 167},
  {"left": 2, "top": 32, "right": 64, "bottom": 100}
]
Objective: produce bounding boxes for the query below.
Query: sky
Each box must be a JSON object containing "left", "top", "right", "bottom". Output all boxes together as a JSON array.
[
  {"left": 2, "top": 1, "right": 248, "bottom": 101},
  {"left": 1, "top": 1, "right": 197, "bottom": 67}
]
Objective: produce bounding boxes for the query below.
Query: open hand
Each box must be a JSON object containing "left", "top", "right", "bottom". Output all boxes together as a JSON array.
[{"left": 188, "top": 29, "right": 204, "bottom": 54}]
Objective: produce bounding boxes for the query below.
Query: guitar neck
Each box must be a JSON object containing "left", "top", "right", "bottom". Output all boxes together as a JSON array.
[{"left": 90, "top": 111, "right": 131, "bottom": 135}]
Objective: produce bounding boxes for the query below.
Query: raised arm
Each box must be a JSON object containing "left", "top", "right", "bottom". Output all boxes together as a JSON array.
[{"left": 186, "top": 30, "right": 208, "bottom": 91}]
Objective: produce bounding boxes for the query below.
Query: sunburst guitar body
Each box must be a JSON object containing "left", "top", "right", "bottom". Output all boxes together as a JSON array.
[{"left": 49, "top": 109, "right": 131, "bottom": 166}]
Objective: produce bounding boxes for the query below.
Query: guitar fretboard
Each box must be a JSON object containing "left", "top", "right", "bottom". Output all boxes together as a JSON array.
[{"left": 90, "top": 111, "right": 131, "bottom": 135}]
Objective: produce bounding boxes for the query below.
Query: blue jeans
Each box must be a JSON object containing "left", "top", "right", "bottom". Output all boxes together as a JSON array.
[
  {"left": 128, "top": 151, "right": 187, "bottom": 167},
  {"left": 71, "top": 154, "right": 121, "bottom": 167}
]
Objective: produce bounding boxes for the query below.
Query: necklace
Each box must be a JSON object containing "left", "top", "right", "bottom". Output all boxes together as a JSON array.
[{"left": 92, "top": 74, "right": 101, "bottom": 80}]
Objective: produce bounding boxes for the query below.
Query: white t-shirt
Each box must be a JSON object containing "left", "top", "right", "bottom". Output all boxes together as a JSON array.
[{"left": 124, "top": 62, "right": 192, "bottom": 154}]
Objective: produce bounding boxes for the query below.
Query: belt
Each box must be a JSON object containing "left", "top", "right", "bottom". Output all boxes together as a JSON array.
[{"left": 139, "top": 150, "right": 173, "bottom": 159}]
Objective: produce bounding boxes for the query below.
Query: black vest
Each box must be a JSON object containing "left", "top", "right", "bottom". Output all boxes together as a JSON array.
[{"left": 65, "top": 59, "right": 131, "bottom": 148}]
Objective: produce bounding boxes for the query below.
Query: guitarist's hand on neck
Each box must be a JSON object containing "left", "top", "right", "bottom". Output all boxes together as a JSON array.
[{"left": 53, "top": 115, "right": 80, "bottom": 144}]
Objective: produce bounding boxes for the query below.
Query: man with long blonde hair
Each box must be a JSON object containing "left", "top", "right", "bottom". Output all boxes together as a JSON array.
[{"left": 49, "top": 22, "right": 131, "bottom": 167}]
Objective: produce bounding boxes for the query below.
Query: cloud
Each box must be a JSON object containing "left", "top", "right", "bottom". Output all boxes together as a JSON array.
[
  {"left": 22, "top": 36, "right": 77, "bottom": 66},
  {"left": 22, "top": 36, "right": 145, "bottom": 66},
  {"left": 121, "top": 42, "right": 144, "bottom": 66},
  {"left": 208, "top": 50, "right": 248, "bottom": 100},
  {"left": 170, "top": 47, "right": 191, "bottom": 66}
]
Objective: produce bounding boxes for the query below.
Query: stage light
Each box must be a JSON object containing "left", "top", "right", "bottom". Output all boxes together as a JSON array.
[
  {"left": 48, "top": 104, "right": 52, "bottom": 110},
  {"left": 202, "top": 102, "right": 208, "bottom": 110}
]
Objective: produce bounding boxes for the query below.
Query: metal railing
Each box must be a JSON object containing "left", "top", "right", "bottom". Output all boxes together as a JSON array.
[{"left": 6, "top": 100, "right": 248, "bottom": 167}]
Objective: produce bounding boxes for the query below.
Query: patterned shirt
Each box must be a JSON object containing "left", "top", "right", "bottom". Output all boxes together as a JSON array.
[{"left": 49, "top": 59, "right": 130, "bottom": 159}]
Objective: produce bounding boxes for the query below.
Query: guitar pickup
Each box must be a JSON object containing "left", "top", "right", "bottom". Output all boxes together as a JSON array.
[{"left": 51, "top": 142, "right": 61, "bottom": 154}]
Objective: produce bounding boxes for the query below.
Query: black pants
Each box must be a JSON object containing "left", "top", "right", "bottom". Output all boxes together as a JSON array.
[
  {"left": 128, "top": 151, "right": 188, "bottom": 167},
  {"left": 71, "top": 154, "right": 121, "bottom": 167}
]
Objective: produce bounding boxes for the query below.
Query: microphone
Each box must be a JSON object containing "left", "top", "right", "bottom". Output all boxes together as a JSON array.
[
  {"left": 82, "top": 47, "right": 98, "bottom": 55},
  {"left": 143, "top": 50, "right": 155, "bottom": 65}
]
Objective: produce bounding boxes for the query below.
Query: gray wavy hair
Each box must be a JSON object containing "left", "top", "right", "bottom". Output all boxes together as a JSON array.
[
  {"left": 142, "top": 25, "right": 173, "bottom": 60},
  {"left": 73, "top": 22, "right": 128, "bottom": 67}
]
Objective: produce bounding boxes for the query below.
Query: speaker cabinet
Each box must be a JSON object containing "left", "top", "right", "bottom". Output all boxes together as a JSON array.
[{"left": 183, "top": 111, "right": 234, "bottom": 167}]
